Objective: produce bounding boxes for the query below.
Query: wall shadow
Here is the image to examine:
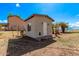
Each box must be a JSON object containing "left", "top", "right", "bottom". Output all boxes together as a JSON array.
[{"left": 6, "top": 36, "right": 56, "bottom": 56}]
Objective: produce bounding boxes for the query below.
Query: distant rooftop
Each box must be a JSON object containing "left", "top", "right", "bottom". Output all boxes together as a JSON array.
[{"left": 8, "top": 14, "right": 54, "bottom": 22}]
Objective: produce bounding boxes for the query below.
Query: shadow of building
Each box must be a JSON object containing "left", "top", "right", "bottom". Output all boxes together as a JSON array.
[{"left": 6, "top": 36, "right": 56, "bottom": 56}]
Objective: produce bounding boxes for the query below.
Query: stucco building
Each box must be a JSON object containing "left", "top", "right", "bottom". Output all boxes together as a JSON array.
[
  {"left": 24, "top": 14, "right": 54, "bottom": 40},
  {"left": 8, "top": 14, "right": 54, "bottom": 40},
  {"left": 8, "top": 16, "right": 25, "bottom": 31}
]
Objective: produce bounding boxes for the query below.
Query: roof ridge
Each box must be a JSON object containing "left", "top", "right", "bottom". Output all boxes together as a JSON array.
[
  {"left": 7, "top": 14, "right": 54, "bottom": 22},
  {"left": 8, "top": 15, "right": 24, "bottom": 22},
  {"left": 24, "top": 14, "right": 54, "bottom": 21}
]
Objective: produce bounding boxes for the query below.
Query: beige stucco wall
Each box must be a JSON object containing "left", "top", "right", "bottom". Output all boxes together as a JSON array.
[
  {"left": 24, "top": 15, "right": 53, "bottom": 38},
  {"left": 24, "top": 17, "right": 36, "bottom": 38}
]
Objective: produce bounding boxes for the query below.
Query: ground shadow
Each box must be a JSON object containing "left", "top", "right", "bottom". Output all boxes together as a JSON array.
[{"left": 6, "top": 36, "right": 56, "bottom": 56}]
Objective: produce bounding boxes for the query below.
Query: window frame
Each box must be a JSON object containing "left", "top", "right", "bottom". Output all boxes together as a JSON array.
[{"left": 27, "top": 23, "right": 31, "bottom": 31}]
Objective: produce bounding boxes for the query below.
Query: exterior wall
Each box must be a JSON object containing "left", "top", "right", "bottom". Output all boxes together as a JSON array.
[
  {"left": 24, "top": 17, "right": 36, "bottom": 38},
  {"left": 33, "top": 16, "right": 52, "bottom": 38},
  {"left": 8, "top": 16, "right": 25, "bottom": 31},
  {"left": 24, "top": 15, "right": 53, "bottom": 38}
]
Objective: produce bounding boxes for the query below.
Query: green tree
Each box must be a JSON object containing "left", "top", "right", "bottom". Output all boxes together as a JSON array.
[
  {"left": 59, "top": 22, "right": 68, "bottom": 33},
  {"left": 8, "top": 12, "right": 13, "bottom": 17},
  {"left": 52, "top": 23, "right": 60, "bottom": 34}
]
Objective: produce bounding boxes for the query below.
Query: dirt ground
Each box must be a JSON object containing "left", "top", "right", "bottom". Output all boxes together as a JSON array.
[{"left": 0, "top": 31, "right": 79, "bottom": 56}]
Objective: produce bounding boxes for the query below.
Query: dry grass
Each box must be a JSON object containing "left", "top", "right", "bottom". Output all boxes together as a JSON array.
[
  {"left": 0, "top": 31, "right": 79, "bottom": 56},
  {"left": 0, "top": 31, "right": 20, "bottom": 56}
]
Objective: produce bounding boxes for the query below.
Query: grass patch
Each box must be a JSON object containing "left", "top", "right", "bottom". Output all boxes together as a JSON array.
[
  {"left": 65, "top": 31, "right": 79, "bottom": 34},
  {"left": 57, "top": 38, "right": 79, "bottom": 48},
  {"left": 0, "top": 33, "right": 2, "bottom": 35}
]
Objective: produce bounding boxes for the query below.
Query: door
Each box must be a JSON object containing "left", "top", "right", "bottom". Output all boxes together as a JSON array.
[{"left": 43, "top": 22, "right": 47, "bottom": 36}]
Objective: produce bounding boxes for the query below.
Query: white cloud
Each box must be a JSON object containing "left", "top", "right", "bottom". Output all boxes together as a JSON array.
[
  {"left": 3, "top": 20, "right": 7, "bottom": 23},
  {"left": 0, "top": 20, "right": 3, "bottom": 23},
  {"left": 0, "top": 20, "right": 7, "bottom": 23},
  {"left": 16, "top": 3, "right": 20, "bottom": 7},
  {"left": 76, "top": 14, "right": 79, "bottom": 16},
  {"left": 69, "top": 22, "right": 79, "bottom": 27}
]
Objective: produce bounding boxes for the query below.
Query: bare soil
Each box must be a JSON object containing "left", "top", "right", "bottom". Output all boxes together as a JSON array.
[{"left": 0, "top": 31, "right": 79, "bottom": 56}]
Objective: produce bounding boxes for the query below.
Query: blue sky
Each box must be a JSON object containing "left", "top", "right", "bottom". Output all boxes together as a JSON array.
[{"left": 0, "top": 3, "right": 79, "bottom": 29}]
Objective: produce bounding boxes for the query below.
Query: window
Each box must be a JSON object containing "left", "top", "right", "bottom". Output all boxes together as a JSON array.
[
  {"left": 27, "top": 23, "right": 31, "bottom": 31},
  {"left": 39, "top": 32, "right": 41, "bottom": 36}
]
